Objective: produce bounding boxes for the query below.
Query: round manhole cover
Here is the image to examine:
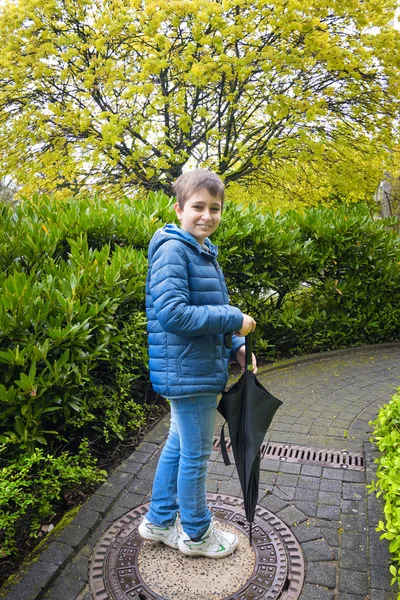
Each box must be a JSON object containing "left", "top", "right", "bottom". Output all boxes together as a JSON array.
[{"left": 89, "top": 494, "right": 304, "bottom": 600}]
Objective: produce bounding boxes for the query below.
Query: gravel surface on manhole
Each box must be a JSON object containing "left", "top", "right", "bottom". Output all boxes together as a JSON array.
[
  {"left": 138, "top": 521, "right": 255, "bottom": 600},
  {"left": 89, "top": 494, "right": 304, "bottom": 600}
]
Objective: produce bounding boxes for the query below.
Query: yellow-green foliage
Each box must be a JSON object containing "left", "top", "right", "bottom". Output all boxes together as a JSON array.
[
  {"left": 0, "top": 0, "right": 398, "bottom": 197},
  {"left": 369, "top": 392, "right": 400, "bottom": 594}
]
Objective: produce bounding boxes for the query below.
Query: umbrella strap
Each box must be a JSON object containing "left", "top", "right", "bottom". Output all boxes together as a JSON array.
[{"left": 220, "top": 422, "right": 231, "bottom": 466}]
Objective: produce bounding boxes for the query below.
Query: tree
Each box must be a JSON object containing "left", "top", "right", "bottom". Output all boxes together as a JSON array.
[
  {"left": 0, "top": 178, "right": 18, "bottom": 204},
  {"left": 0, "top": 0, "right": 399, "bottom": 198}
]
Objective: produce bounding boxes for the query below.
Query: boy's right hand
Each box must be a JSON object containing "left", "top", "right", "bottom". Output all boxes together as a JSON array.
[{"left": 235, "top": 314, "right": 256, "bottom": 336}]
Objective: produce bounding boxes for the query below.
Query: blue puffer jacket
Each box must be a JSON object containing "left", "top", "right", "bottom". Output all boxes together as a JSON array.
[{"left": 146, "top": 224, "right": 245, "bottom": 398}]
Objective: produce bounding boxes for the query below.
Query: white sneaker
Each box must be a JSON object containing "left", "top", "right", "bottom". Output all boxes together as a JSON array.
[
  {"left": 138, "top": 515, "right": 181, "bottom": 549},
  {"left": 178, "top": 519, "right": 239, "bottom": 558}
]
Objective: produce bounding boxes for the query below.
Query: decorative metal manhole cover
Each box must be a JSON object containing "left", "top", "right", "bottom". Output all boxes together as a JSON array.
[{"left": 89, "top": 494, "right": 304, "bottom": 600}]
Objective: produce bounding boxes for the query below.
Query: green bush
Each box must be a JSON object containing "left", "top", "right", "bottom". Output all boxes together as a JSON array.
[
  {"left": 368, "top": 391, "right": 400, "bottom": 593},
  {"left": 0, "top": 439, "right": 106, "bottom": 557},
  {"left": 215, "top": 203, "right": 400, "bottom": 356},
  {"left": 0, "top": 194, "right": 160, "bottom": 454}
]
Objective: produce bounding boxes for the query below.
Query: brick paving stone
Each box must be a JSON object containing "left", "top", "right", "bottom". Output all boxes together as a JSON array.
[
  {"left": 62, "top": 553, "right": 89, "bottom": 581},
  {"left": 305, "top": 562, "right": 336, "bottom": 588},
  {"left": 115, "top": 460, "right": 143, "bottom": 475},
  {"left": 259, "top": 470, "right": 279, "bottom": 486},
  {"left": 294, "top": 501, "right": 318, "bottom": 517},
  {"left": 136, "top": 441, "right": 159, "bottom": 454},
  {"left": 339, "top": 569, "right": 368, "bottom": 595},
  {"left": 298, "top": 583, "right": 334, "bottom": 600},
  {"left": 38, "top": 541, "right": 74, "bottom": 566},
  {"left": 259, "top": 458, "right": 280, "bottom": 472},
  {"left": 146, "top": 454, "right": 162, "bottom": 470},
  {"left": 320, "top": 527, "right": 340, "bottom": 547},
  {"left": 297, "top": 476, "right": 321, "bottom": 490},
  {"left": 141, "top": 417, "right": 169, "bottom": 444},
  {"left": 301, "top": 465, "right": 323, "bottom": 478},
  {"left": 318, "top": 491, "right": 341, "bottom": 506},
  {"left": 83, "top": 493, "right": 114, "bottom": 515},
  {"left": 295, "top": 488, "right": 319, "bottom": 502},
  {"left": 317, "top": 504, "right": 341, "bottom": 520},
  {"left": 105, "top": 470, "right": 132, "bottom": 488},
  {"left": 44, "top": 575, "right": 86, "bottom": 600},
  {"left": 367, "top": 495, "right": 385, "bottom": 526},
  {"left": 292, "top": 522, "right": 322, "bottom": 543},
  {"left": 56, "top": 524, "right": 89, "bottom": 548},
  {"left": 276, "top": 461, "right": 301, "bottom": 474},
  {"left": 116, "top": 491, "right": 146, "bottom": 509},
  {"left": 271, "top": 485, "right": 296, "bottom": 500},
  {"left": 76, "top": 585, "right": 93, "bottom": 600},
  {"left": 3, "top": 562, "right": 59, "bottom": 600},
  {"left": 104, "top": 503, "right": 131, "bottom": 523},
  {"left": 216, "top": 479, "right": 244, "bottom": 497},
  {"left": 302, "top": 539, "right": 334, "bottom": 561},
  {"left": 136, "top": 466, "right": 157, "bottom": 481},
  {"left": 276, "top": 472, "right": 299, "bottom": 487},
  {"left": 278, "top": 415, "right": 298, "bottom": 424},
  {"left": 209, "top": 461, "right": 236, "bottom": 476},
  {"left": 369, "top": 527, "right": 392, "bottom": 565},
  {"left": 341, "top": 514, "right": 367, "bottom": 532},
  {"left": 370, "top": 589, "right": 398, "bottom": 600},
  {"left": 291, "top": 424, "right": 310, "bottom": 434},
  {"left": 340, "top": 531, "right": 367, "bottom": 550},
  {"left": 95, "top": 480, "right": 126, "bottom": 498},
  {"left": 340, "top": 547, "right": 368, "bottom": 571},
  {"left": 126, "top": 450, "right": 152, "bottom": 464},
  {"left": 70, "top": 508, "right": 100, "bottom": 531},
  {"left": 342, "top": 470, "right": 366, "bottom": 483},
  {"left": 322, "top": 468, "right": 345, "bottom": 481},
  {"left": 276, "top": 505, "right": 307, "bottom": 525},
  {"left": 127, "top": 478, "right": 152, "bottom": 495},
  {"left": 206, "top": 479, "right": 219, "bottom": 493},
  {"left": 370, "top": 565, "right": 394, "bottom": 591},
  {"left": 342, "top": 500, "right": 366, "bottom": 515},
  {"left": 272, "top": 421, "right": 290, "bottom": 432},
  {"left": 320, "top": 479, "right": 343, "bottom": 492},
  {"left": 258, "top": 494, "right": 290, "bottom": 513},
  {"left": 342, "top": 483, "right": 365, "bottom": 501},
  {"left": 314, "top": 518, "right": 341, "bottom": 531}
]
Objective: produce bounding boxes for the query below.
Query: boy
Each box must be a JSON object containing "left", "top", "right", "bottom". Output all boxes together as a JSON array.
[{"left": 139, "top": 169, "right": 257, "bottom": 558}]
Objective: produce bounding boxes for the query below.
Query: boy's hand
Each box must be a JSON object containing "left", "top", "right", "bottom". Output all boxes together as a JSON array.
[
  {"left": 235, "top": 314, "right": 256, "bottom": 336},
  {"left": 236, "top": 345, "right": 258, "bottom": 374}
]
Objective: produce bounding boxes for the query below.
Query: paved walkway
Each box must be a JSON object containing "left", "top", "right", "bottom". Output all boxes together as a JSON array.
[{"left": 2, "top": 343, "right": 400, "bottom": 600}]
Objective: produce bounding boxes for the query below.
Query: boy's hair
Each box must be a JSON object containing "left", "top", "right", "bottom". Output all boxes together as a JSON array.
[{"left": 172, "top": 169, "right": 225, "bottom": 209}]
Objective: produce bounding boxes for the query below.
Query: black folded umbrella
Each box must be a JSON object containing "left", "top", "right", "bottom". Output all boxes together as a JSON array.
[{"left": 217, "top": 333, "right": 282, "bottom": 544}]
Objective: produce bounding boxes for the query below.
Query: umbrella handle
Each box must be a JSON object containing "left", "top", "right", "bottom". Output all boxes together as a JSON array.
[{"left": 245, "top": 332, "right": 253, "bottom": 371}]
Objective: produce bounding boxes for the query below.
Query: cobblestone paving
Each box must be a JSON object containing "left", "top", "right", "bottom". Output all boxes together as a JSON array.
[{"left": 2, "top": 343, "right": 400, "bottom": 600}]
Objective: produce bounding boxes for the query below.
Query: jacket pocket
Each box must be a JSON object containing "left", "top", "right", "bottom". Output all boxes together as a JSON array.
[{"left": 178, "top": 335, "right": 216, "bottom": 377}]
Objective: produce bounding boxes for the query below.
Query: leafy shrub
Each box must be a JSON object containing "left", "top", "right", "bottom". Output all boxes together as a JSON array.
[
  {"left": 368, "top": 391, "right": 400, "bottom": 593},
  {"left": 0, "top": 439, "right": 106, "bottom": 557},
  {"left": 215, "top": 203, "right": 400, "bottom": 357}
]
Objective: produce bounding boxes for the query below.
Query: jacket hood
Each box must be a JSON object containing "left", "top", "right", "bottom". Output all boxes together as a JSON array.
[{"left": 148, "top": 224, "right": 218, "bottom": 262}]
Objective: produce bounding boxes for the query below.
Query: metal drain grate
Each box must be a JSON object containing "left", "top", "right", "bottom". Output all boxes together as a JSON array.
[{"left": 213, "top": 438, "right": 365, "bottom": 471}]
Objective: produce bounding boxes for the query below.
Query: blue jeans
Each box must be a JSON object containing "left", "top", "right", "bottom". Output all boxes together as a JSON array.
[{"left": 146, "top": 394, "right": 217, "bottom": 540}]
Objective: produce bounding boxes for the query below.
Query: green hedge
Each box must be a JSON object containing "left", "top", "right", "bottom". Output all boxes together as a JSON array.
[
  {"left": 216, "top": 202, "right": 400, "bottom": 355},
  {"left": 369, "top": 391, "right": 400, "bottom": 593}
]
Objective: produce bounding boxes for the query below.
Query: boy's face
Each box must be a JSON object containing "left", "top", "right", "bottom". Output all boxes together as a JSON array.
[{"left": 174, "top": 188, "right": 222, "bottom": 245}]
